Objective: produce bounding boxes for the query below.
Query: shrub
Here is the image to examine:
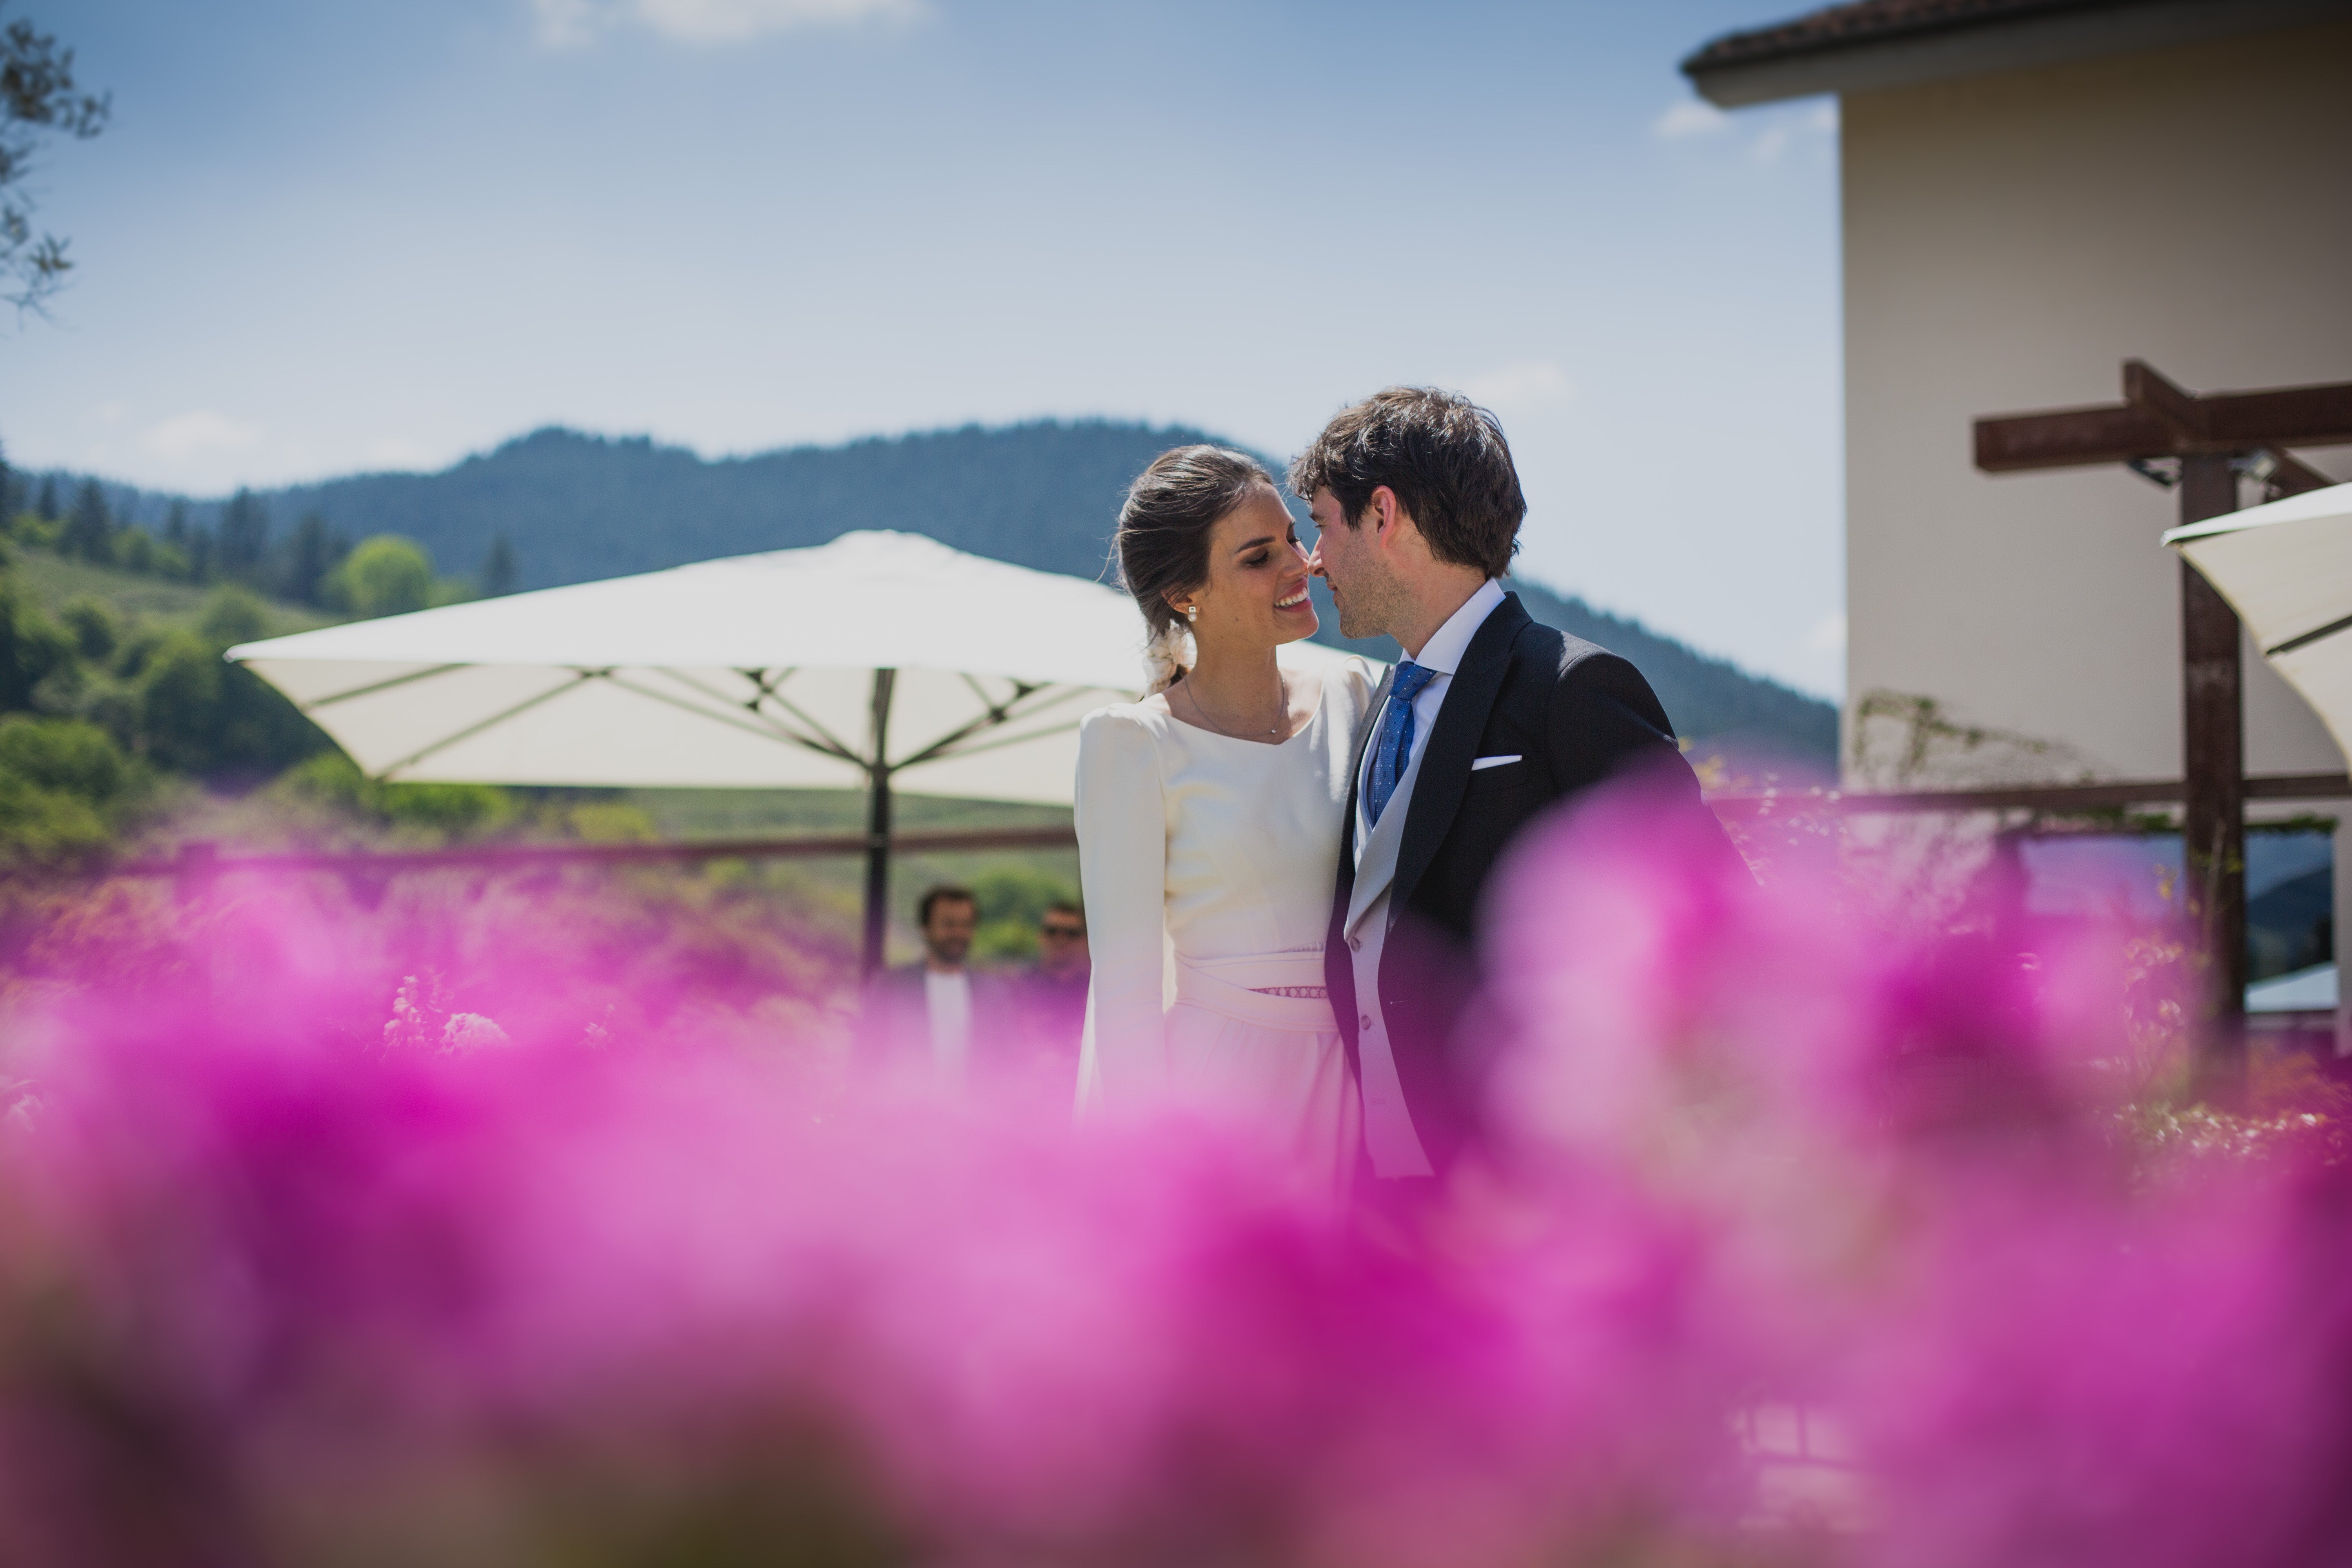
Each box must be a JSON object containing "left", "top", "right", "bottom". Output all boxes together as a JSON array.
[
  {"left": 197, "top": 586, "right": 270, "bottom": 648},
  {"left": 0, "top": 580, "right": 76, "bottom": 713},
  {"left": 282, "top": 751, "right": 516, "bottom": 839},
  {"left": 137, "top": 630, "right": 325, "bottom": 779},
  {"left": 0, "top": 715, "right": 149, "bottom": 870},
  {"left": 0, "top": 713, "right": 140, "bottom": 806},
  {"left": 115, "top": 527, "right": 158, "bottom": 575},
  {"left": 969, "top": 864, "right": 1079, "bottom": 963},
  {"left": 57, "top": 596, "right": 118, "bottom": 663},
  {"left": 331, "top": 535, "right": 436, "bottom": 619},
  {"left": 0, "top": 772, "right": 110, "bottom": 868},
  {"left": 566, "top": 802, "right": 657, "bottom": 843}
]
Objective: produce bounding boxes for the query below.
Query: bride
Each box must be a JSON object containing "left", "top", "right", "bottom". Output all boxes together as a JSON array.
[{"left": 1073, "top": 445, "right": 1378, "bottom": 1191}]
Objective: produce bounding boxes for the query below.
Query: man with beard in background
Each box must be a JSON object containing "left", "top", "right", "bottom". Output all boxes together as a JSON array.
[{"left": 860, "top": 884, "right": 993, "bottom": 1090}]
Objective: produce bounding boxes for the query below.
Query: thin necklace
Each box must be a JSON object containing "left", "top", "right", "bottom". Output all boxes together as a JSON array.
[{"left": 1180, "top": 671, "right": 1288, "bottom": 739}]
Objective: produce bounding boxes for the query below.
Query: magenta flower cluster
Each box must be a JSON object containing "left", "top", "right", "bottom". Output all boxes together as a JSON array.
[{"left": 0, "top": 786, "right": 2345, "bottom": 1566}]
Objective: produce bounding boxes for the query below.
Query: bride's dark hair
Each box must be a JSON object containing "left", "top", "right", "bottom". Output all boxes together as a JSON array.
[{"left": 1112, "top": 445, "right": 1278, "bottom": 689}]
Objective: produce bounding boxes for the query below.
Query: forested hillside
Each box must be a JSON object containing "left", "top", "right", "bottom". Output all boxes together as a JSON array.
[{"left": 28, "top": 423, "right": 1837, "bottom": 760}]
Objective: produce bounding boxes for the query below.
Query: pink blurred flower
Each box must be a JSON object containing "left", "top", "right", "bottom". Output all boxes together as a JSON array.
[{"left": 0, "top": 784, "right": 2342, "bottom": 1565}]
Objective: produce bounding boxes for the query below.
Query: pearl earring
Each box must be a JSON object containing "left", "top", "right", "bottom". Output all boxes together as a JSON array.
[{"left": 1184, "top": 605, "right": 1198, "bottom": 623}]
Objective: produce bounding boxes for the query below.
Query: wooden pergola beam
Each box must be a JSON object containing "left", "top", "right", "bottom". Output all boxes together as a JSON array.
[
  {"left": 1966, "top": 358, "right": 2352, "bottom": 1079},
  {"left": 1976, "top": 362, "right": 2352, "bottom": 470}
]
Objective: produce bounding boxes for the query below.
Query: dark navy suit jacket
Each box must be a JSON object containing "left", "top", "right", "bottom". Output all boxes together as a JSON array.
[{"left": 1324, "top": 591, "right": 1737, "bottom": 1174}]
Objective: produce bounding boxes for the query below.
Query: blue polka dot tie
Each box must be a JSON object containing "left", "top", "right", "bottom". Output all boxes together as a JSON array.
[{"left": 1367, "top": 661, "right": 1437, "bottom": 828}]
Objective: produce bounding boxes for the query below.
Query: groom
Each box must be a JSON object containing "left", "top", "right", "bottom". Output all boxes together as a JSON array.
[{"left": 1299, "top": 387, "right": 1734, "bottom": 1185}]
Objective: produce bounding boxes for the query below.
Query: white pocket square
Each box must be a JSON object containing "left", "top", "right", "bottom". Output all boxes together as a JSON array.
[{"left": 1470, "top": 755, "right": 1523, "bottom": 771}]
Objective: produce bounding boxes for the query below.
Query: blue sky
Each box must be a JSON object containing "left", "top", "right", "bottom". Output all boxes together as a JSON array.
[{"left": 2, "top": 0, "right": 1845, "bottom": 695}]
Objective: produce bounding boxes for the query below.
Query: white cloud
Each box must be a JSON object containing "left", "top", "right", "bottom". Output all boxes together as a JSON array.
[
  {"left": 1653, "top": 99, "right": 1728, "bottom": 140},
  {"left": 141, "top": 411, "right": 264, "bottom": 461},
  {"left": 532, "top": 0, "right": 923, "bottom": 48},
  {"left": 530, "top": 0, "right": 604, "bottom": 46},
  {"left": 1659, "top": 98, "right": 1832, "bottom": 165},
  {"left": 1804, "top": 611, "right": 1846, "bottom": 656},
  {"left": 1455, "top": 361, "right": 1573, "bottom": 412},
  {"left": 364, "top": 436, "right": 439, "bottom": 471}
]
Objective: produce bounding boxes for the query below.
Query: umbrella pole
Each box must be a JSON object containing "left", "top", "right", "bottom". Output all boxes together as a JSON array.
[{"left": 861, "top": 669, "right": 897, "bottom": 980}]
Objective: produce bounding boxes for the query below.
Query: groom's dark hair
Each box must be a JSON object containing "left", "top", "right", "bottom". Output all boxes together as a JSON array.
[{"left": 1290, "top": 387, "right": 1523, "bottom": 578}]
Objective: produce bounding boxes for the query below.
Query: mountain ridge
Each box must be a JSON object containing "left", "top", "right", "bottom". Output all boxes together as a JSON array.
[{"left": 31, "top": 422, "right": 1837, "bottom": 761}]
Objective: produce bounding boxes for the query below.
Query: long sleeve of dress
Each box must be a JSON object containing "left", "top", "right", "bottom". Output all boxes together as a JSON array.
[{"left": 1074, "top": 709, "right": 1169, "bottom": 1111}]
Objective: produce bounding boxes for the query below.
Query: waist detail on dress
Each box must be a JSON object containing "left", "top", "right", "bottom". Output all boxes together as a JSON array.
[{"left": 1173, "top": 952, "right": 1335, "bottom": 1031}]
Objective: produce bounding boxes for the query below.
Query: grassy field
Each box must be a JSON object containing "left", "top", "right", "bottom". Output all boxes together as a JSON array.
[
  {"left": 13, "top": 547, "right": 333, "bottom": 636},
  {"left": 150, "top": 782, "right": 1078, "bottom": 972}
]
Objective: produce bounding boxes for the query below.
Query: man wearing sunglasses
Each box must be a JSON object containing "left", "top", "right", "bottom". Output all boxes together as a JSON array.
[{"left": 1021, "top": 902, "right": 1091, "bottom": 1071}]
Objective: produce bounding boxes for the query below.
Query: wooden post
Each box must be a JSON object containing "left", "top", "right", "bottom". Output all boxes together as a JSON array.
[
  {"left": 1975, "top": 361, "right": 2352, "bottom": 1089},
  {"left": 2176, "top": 453, "right": 2245, "bottom": 1076}
]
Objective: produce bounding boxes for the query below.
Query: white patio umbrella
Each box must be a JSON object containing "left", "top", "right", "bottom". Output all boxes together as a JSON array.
[
  {"left": 2165, "top": 480, "right": 2352, "bottom": 767},
  {"left": 227, "top": 530, "right": 1368, "bottom": 971}
]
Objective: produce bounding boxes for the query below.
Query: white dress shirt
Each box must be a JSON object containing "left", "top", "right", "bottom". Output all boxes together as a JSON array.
[
  {"left": 924, "top": 967, "right": 973, "bottom": 1086},
  {"left": 1354, "top": 576, "right": 1507, "bottom": 867}
]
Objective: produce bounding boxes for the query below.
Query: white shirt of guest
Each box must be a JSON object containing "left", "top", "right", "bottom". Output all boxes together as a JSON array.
[
  {"left": 1354, "top": 576, "right": 1507, "bottom": 867},
  {"left": 924, "top": 967, "right": 973, "bottom": 1086}
]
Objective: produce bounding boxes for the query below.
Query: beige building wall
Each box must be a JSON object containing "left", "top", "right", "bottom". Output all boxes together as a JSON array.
[{"left": 1842, "top": 18, "right": 2352, "bottom": 786}]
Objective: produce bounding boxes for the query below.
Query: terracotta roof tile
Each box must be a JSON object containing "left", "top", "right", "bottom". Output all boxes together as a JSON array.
[{"left": 1683, "top": 0, "right": 2138, "bottom": 74}]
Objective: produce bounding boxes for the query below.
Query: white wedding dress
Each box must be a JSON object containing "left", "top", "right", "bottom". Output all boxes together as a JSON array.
[{"left": 1073, "top": 650, "right": 1379, "bottom": 1191}]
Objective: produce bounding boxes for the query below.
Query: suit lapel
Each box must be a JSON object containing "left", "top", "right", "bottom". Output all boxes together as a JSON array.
[
  {"left": 1391, "top": 594, "right": 1525, "bottom": 915},
  {"left": 1336, "top": 664, "right": 1393, "bottom": 893}
]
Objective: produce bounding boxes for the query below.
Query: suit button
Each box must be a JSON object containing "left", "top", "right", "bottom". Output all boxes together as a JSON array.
[{"left": 1360, "top": 1013, "right": 1374, "bottom": 1031}]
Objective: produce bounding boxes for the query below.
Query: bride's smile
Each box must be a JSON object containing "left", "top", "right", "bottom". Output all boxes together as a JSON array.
[{"left": 1177, "top": 488, "right": 1321, "bottom": 649}]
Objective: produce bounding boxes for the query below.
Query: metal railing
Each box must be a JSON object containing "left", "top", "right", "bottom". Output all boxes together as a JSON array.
[
  {"left": 1703, "top": 771, "right": 2350, "bottom": 818},
  {"left": 108, "top": 825, "right": 1082, "bottom": 894},
  {"left": 86, "top": 771, "right": 2352, "bottom": 892}
]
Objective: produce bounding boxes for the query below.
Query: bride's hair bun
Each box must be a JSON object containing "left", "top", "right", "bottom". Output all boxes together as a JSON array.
[
  {"left": 1140, "top": 621, "right": 1194, "bottom": 696},
  {"left": 1111, "top": 445, "right": 1275, "bottom": 693}
]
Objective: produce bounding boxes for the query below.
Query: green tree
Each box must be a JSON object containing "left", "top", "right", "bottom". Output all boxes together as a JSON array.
[
  {"left": 217, "top": 488, "right": 269, "bottom": 580},
  {"left": 33, "top": 472, "right": 55, "bottom": 520},
  {"left": 197, "top": 585, "right": 269, "bottom": 646},
  {"left": 332, "top": 535, "right": 435, "bottom": 619},
  {"left": 283, "top": 751, "right": 513, "bottom": 839},
  {"left": 0, "top": 713, "right": 149, "bottom": 869},
  {"left": 1, "top": 6, "right": 109, "bottom": 311},
  {"left": 136, "top": 626, "right": 322, "bottom": 777},
  {"left": 163, "top": 500, "right": 204, "bottom": 579},
  {"left": 116, "top": 525, "right": 156, "bottom": 574},
  {"left": 482, "top": 533, "right": 518, "bottom": 597},
  {"left": 0, "top": 574, "right": 72, "bottom": 710},
  {"left": 59, "top": 476, "right": 109, "bottom": 561},
  {"left": 969, "top": 865, "right": 1080, "bottom": 962},
  {"left": 282, "top": 510, "right": 341, "bottom": 605},
  {"left": 57, "top": 594, "right": 115, "bottom": 661},
  {"left": 0, "top": 710, "right": 138, "bottom": 805},
  {"left": 0, "top": 756, "right": 105, "bottom": 864}
]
